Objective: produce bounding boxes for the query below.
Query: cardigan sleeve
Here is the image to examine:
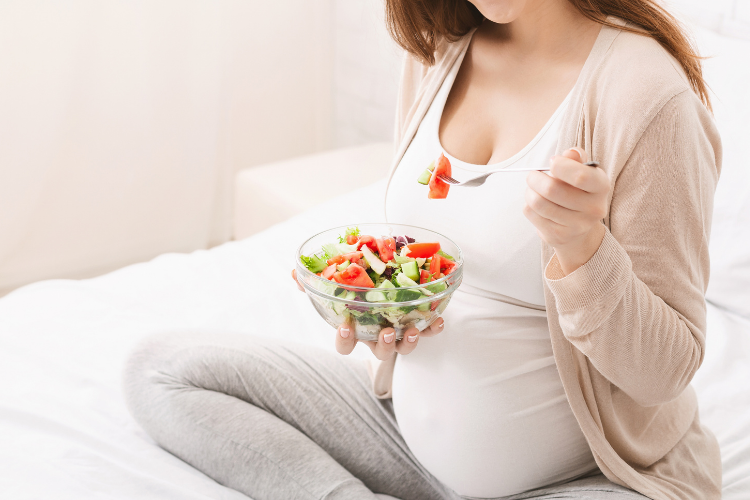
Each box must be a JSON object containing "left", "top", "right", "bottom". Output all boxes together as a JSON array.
[
  {"left": 394, "top": 51, "right": 430, "bottom": 145},
  {"left": 545, "top": 90, "right": 721, "bottom": 407}
]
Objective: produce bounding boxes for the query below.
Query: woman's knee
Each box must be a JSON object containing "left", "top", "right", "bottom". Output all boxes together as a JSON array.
[
  {"left": 122, "top": 331, "right": 201, "bottom": 426},
  {"left": 122, "top": 331, "right": 265, "bottom": 416}
]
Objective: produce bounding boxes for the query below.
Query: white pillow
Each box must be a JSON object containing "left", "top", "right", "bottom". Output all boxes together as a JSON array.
[
  {"left": 666, "top": 0, "right": 750, "bottom": 39},
  {"left": 692, "top": 25, "right": 750, "bottom": 319}
]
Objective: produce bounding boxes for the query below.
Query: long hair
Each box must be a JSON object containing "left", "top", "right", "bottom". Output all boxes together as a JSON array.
[{"left": 385, "top": 0, "right": 710, "bottom": 110}]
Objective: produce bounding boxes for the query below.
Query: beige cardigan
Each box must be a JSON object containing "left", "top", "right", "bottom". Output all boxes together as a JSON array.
[{"left": 371, "top": 18, "right": 722, "bottom": 500}]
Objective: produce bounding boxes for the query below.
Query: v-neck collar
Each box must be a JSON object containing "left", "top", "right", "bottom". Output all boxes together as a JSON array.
[
  {"left": 432, "top": 49, "right": 575, "bottom": 172},
  {"left": 384, "top": 17, "right": 625, "bottom": 219}
]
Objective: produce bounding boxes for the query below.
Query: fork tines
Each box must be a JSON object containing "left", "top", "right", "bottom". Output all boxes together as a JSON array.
[{"left": 438, "top": 174, "right": 459, "bottom": 184}]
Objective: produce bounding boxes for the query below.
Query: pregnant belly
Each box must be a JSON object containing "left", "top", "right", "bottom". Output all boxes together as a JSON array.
[{"left": 391, "top": 294, "right": 596, "bottom": 498}]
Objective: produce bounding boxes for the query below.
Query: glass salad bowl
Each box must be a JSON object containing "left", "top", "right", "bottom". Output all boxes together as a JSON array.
[{"left": 296, "top": 223, "right": 463, "bottom": 341}]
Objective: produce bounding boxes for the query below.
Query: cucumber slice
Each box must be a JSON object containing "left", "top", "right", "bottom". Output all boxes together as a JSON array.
[
  {"left": 361, "top": 245, "right": 386, "bottom": 275},
  {"left": 396, "top": 272, "right": 417, "bottom": 287},
  {"left": 427, "top": 161, "right": 436, "bottom": 172},
  {"left": 417, "top": 302, "right": 430, "bottom": 312},
  {"left": 401, "top": 261, "right": 420, "bottom": 282},
  {"left": 426, "top": 281, "right": 447, "bottom": 294},
  {"left": 396, "top": 273, "right": 434, "bottom": 296},
  {"left": 394, "top": 255, "right": 415, "bottom": 265},
  {"left": 312, "top": 278, "right": 338, "bottom": 296},
  {"left": 336, "top": 260, "right": 350, "bottom": 272},
  {"left": 377, "top": 279, "right": 397, "bottom": 301},
  {"left": 365, "top": 290, "right": 388, "bottom": 302},
  {"left": 395, "top": 289, "right": 422, "bottom": 302},
  {"left": 332, "top": 300, "right": 347, "bottom": 315},
  {"left": 417, "top": 168, "right": 432, "bottom": 185}
]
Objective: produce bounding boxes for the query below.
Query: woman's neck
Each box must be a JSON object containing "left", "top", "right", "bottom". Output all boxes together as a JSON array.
[{"left": 481, "top": 0, "right": 601, "bottom": 62}]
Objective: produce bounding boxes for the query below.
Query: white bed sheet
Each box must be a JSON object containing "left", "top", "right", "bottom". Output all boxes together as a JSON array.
[
  {"left": 1, "top": 180, "right": 749, "bottom": 499},
  {"left": 0, "top": 182, "right": 383, "bottom": 500}
]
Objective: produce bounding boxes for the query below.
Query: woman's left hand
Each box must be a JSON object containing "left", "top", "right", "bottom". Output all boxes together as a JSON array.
[{"left": 523, "top": 147, "right": 610, "bottom": 276}]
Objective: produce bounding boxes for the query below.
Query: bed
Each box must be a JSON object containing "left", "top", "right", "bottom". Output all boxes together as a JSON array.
[{"left": 1, "top": 24, "right": 750, "bottom": 500}]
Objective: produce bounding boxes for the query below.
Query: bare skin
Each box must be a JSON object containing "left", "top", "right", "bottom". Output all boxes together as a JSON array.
[
  {"left": 441, "top": 1, "right": 600, "bottom": 165},
  {"left": 443, "top": 0, "right": 609, "bottom": 276},
  {"left": 293, "top": 0, "right": 611, "bottom": 358}
]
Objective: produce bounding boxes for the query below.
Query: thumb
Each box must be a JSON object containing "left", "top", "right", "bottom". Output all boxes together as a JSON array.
[{"left": 562, "top": 147, "right": 587, "bottom": 164}]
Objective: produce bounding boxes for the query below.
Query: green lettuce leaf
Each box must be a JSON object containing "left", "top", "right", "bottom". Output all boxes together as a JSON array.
[{"left": 300, "top": 254, "right": 328, "bottom": 273}]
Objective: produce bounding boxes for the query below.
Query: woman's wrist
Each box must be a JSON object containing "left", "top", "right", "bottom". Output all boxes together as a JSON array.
[{"left": 551, "top": 223, "right": 606, "bottom": 277}]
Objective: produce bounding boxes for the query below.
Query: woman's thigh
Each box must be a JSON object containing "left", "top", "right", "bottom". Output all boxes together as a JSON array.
[{"left": 123, "top": 331, "right": 452, "bottom": 500}]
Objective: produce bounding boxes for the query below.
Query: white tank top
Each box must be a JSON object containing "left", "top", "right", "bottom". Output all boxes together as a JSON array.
[{"left": 385, "top": 47, "right": 597, "bottom": 498}]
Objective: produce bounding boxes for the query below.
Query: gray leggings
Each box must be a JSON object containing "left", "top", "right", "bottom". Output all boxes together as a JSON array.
[{"left": 122, "top": 331, "right": 647, "bottom": 500}]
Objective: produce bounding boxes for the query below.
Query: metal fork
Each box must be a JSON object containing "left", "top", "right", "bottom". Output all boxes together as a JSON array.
[{"left": 438, "top": 161, "right": 600, "bottom": 187}]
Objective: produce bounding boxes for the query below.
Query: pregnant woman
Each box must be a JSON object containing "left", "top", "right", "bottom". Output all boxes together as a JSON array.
[{"left": 124, "top": 0, "right": 721, "bottom": 499}]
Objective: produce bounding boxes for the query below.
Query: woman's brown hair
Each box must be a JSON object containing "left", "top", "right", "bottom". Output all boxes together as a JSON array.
[{"left": 385, "top": 0, "right": 710, "bottom": 109}]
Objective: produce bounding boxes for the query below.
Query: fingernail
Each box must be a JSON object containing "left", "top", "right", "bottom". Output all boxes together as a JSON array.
[
  {"left": 340, "top": 327, "right": 350, "bottom": 339},
  {"left": 407, "top": 334, "right": 418, "bottom": 343},
  {"left": 437, "top": 321, "right": 444, "bottom": 330},
  {"left": 384, "top": 332, "right": 395, "bottom": 344}
]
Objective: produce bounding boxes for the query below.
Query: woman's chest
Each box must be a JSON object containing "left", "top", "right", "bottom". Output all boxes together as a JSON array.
[
  {"left": 385, "top": 127, "right": 547, "bottom": 305},
  {"left": 439, "top": 54, "right": 578, "bottom": 166}
]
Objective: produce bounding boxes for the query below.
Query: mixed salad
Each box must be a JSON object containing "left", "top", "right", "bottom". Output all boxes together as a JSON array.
[
  {"left": 299, "top": 226, "right": 458, "bottom": 339},
  {"left": 417, "top": 152, "right": 452, "bottom": 199}
]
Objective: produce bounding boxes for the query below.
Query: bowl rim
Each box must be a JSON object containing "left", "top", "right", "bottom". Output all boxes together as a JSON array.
[
  {"left": 302, "top": 273, "right": 462, "bottom": 308},
  {"left": 296, "top": 222, "right": 464, "bottom": 293}
]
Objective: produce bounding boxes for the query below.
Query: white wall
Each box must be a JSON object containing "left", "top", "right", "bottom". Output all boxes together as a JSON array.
[
  {"left": 0, "top": 0, "right": 334, "bottom": 294},
  {"left": 0, "top": 0, "right": 407, "bottom": 295},
  {"left": 332, "top": 0, "right": 402, "bottom": 147}
]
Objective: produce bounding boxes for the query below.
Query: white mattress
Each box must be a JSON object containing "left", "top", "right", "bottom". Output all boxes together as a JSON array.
[{"left": 1, "top": 180, "right": 749, "bottom": 499}]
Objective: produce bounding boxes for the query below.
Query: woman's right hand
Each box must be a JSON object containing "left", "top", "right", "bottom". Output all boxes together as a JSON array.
[{"left": 291, "top": 269, "right": 445, "bottom": 360}]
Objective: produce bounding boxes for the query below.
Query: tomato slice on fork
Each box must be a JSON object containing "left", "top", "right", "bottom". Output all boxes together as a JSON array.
[{"left": 428, "top": 153, "right": 452, "bottom": 199}]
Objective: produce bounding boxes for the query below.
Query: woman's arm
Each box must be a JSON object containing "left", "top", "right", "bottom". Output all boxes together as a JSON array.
[{"left": 531, "top": 90, "right": 720, "bottom": 407}]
